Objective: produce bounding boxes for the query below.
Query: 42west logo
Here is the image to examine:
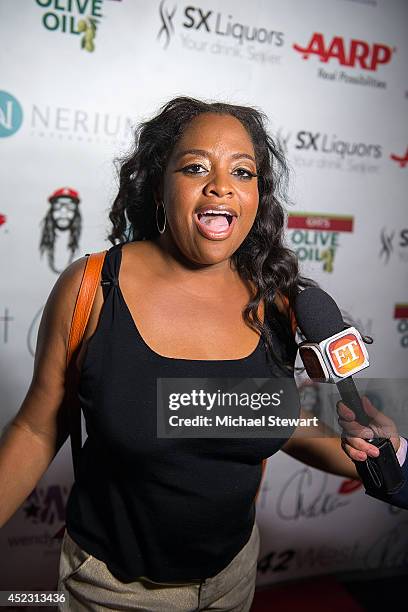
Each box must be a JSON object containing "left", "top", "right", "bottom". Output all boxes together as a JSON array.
[{"left": 288, "top": 213, "right": 354, "bottom": 273}]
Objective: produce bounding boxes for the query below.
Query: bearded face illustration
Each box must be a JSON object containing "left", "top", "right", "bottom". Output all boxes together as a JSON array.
[{"left": 39, "top": 187, "right": 82, "bottom": 274}]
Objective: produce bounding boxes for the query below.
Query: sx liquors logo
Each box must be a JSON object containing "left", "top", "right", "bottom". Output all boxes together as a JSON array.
[
  {"left": 157, "top": 0, "right": 284, "bottom": 65},
  {"left": 380, "top": 227, "right": 408, "bottom": 263},
  {"left": 277, "top": 127, "right": 382, "bottom": 174},
  {"left": 288, "top": 213, "right": 354, "bottom": 273},
  {"left": 394, "top": 304, "right": 408, "bottom": 348},
  {"left": 293, "top": 32, "right": 395, "bottom": 89}
]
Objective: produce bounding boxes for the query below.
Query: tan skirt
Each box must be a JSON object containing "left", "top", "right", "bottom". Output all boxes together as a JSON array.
[{"left": 57, "top": 522, "right": 260, "bottom": 611}]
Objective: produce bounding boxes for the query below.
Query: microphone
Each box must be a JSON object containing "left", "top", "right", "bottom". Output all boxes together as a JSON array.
[{"left": 294, "top": 287, "right": 404, "bottom": 494}]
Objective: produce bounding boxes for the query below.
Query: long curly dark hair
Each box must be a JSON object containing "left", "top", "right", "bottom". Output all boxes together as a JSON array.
[{"left": 107, "top": 96, "right": 316, "bottom": 372}]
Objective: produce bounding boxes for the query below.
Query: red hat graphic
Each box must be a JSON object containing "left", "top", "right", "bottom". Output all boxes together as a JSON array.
[{"left": 48, "top": 187, "right": 80, "bottom": 204}]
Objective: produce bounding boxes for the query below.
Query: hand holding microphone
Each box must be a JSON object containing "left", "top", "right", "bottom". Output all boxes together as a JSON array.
[
  {"left": 337, "top": 395, "right": 401, "bottom": 462},
  {"left": 294, "top": 287, "right": 405, "bottom": 495}
]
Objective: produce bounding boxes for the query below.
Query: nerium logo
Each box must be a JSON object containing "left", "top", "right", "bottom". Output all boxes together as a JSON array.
[
  {"left": 157, "top": 0, "right": 177, "bottom": 49},
  {"left": 380, "top": 228, "right": 408, "bottom": 264},
  {"left": 293, "top": 33, "right": 393, "bottom": 71},
  {"left": 295, "top": 131, "right": 382, "bottom": 159},
  {"left": 0, "top": 91, "right": 23, "bottom": 137}
]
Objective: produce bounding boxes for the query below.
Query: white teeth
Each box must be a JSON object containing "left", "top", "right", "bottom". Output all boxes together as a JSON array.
[{"left": 198, "top": 210, "right": 232, "bottom": 217}]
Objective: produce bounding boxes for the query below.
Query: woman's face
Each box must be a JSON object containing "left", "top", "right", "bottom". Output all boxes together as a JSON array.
[{"left": 160, "top": 112, "right": 259, "bottom": 266}]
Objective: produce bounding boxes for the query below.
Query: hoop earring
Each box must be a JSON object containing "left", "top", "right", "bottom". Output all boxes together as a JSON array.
[{"left": 156, "top": 201, "right": 166, "bottom": 234}]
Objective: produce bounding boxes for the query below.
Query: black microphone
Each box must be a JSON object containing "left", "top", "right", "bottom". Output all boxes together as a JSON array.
[
  {"left": 294, "top": 287, "right": 370, "bottom": 426},
  {"left": 294, "top": 287, "right": 405, "bottom": 495}
]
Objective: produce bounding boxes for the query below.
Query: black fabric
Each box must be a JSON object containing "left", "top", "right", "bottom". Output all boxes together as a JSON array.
[{"left": 65, "top": 242, "right": 299, "bottom": 583}]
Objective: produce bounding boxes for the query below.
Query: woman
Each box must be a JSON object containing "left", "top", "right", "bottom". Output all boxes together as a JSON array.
[{"left": 0, "top": 97, "right": 402, "bottom": 611}]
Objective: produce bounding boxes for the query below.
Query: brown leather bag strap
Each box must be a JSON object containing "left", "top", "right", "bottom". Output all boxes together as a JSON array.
[
  {"left": 66, "top": 250, "right": 107, "bottom": 479},
  {"left": 67, "top": 250, "right": 107, "bottom": 367}
]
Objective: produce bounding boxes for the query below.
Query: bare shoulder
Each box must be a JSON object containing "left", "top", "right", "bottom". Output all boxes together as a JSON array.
[
  {"left": 121, "top": 240, "right": 163, "bottom": 278},
  {"left": 41, "top": 256, "right": 89, "bottom": 342},
  {"left": 121, "top": 240, "right": 159, "bottom": 261}
]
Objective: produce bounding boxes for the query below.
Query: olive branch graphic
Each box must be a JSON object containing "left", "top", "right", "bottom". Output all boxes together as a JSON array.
[{"left": 78, "top": 17, "right": 100, "bottom": 52}]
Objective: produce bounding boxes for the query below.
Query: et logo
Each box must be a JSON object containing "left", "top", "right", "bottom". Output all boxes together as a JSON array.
[
  {"left": 327, "top": 333, "right": 367, "bottom": 377},
  {"left": 299, "top": 327, "right": 369, "bottom": 382}
]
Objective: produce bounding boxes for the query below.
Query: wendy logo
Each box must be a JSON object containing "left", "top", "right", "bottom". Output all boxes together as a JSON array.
[
  {"left": 39, "top": 187, "right": 82, "bottom": 274},
  {"left": 157, "top": 0, "right": 177, "bottom": 49},
  {"left": 23, "top": 484, "right": 69, "bottom": 526}
]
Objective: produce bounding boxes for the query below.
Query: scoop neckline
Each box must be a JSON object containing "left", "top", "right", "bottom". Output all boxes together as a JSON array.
[
  {"left": 118, "top": 287, "right": 264, "bottom": 363},
  {"left": 114, "top": 241, "right": 265, "bottom": 362}
]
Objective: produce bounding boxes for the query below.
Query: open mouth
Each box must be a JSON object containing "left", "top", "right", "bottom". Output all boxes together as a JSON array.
[{"left": 193, "top": 209, "right": 238, "bottom": 240}]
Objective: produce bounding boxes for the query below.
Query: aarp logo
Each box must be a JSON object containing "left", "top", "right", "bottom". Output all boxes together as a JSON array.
[
  {"left": 0, "top": 91, "right": 23, "bottom": 137},
  {"left": 293, "top": 33, "right": 394, "bottom": 71}
]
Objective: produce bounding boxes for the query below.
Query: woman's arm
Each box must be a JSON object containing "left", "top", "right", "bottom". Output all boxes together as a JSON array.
[
  {"left": 274, "top": 294, "right": 361, "bottom": 479},
  {"left": 281, "top": 408, "right": 360, "bottom": 480},
  {"left": 0, "top": 256, "right": 87, "bottom": 528}
]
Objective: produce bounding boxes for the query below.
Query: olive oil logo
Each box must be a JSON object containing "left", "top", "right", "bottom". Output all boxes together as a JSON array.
[
  {"left": 287, "top": 212, "right": 354, "bottom": 273},
  {"left": 35, "top": 0, "right": 104, "bottom": 53}
]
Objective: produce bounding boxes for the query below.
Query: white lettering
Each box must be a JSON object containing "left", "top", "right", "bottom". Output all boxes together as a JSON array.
[{"left": 331, "top": 340, "right": 360, "bottom": 367}]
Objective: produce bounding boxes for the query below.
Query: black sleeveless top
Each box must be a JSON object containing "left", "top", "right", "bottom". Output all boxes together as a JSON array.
[{"left": 65, "top": 242, "right": 299, "bottom": 583}]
